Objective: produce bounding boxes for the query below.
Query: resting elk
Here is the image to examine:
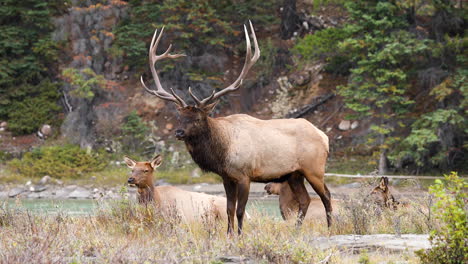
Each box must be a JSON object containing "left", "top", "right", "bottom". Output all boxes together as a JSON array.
[
  {"left": 124, "top": 155, "right": 227, "bottom": 222},
  {"left": 370, "top": 176, "right": 404, "bottom": 210},
  {"left": 140, "top": 21, "right": 331, "bottom": 234},
  {"left": 265, "top": 182, "right": 340, "bottom": 221}
]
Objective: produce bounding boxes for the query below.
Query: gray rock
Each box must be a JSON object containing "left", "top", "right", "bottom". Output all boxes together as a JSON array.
[
  {"left": 39, "top": 175, "right": 52, "bottom": 185},
  {"left": 54, "top": 189, "right": 71, "bottom": 199},
  {"left": 68, "top": 187, "right": 91, "bottom": 199},
  {"left": 54, "top": 185, "right": 77, "bottom": 198},
  {"left": 312, "top": 234, "right": 430, "bottom": 252},
  {"left": 54, "top": 179, "right": 64, "bottom": 185},
  {"left": 30, "top": 185, "right": 47, "bottom": 192},
  {"left": 8, "top": 187, "right": 26, "bottom": 198},
  {"left": 0, "top": 191, "right": 8, "bottom": 198},
  {"left": 290, "top": 71, "right": 311, "bottom": 86},
  {"left": 351, "top": 120, "right": 359, "bottom": 130},
  {"left": 338, "top": 120, "right": 351, "bottom": 131},
  {"left": 27, "top": 192, "right": 42, "bottom": 199}
]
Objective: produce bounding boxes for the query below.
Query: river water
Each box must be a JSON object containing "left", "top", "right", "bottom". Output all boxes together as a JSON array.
[{"left": 1, "top": 198, "right": 282, "bottom": 218}]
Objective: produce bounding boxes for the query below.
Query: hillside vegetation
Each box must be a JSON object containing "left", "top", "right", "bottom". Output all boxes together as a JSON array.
[{"left": 0, "top": 0, "right": 466, "bottom": 179}]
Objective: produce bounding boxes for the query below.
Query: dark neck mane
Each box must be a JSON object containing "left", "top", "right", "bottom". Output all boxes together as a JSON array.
[
  {"left": 138, "top": 185, "right": 155, "bottom": 204},
  {"left": 184, "top": 118, "right": 229, "bottom": 176}
]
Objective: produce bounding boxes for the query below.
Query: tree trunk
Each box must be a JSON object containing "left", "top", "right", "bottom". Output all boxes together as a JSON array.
[
  {"left": 378, "top": 149, "right": 388, "bottom": 175},
  {"left": 280, "top": 0, "right": 299, "bottom": 40}
]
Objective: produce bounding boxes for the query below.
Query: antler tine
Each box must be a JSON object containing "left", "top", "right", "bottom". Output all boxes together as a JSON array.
[
  {"left": 188, "top": 87, "right": 202, "bottom": 105},
  {"left": 199, "top": 21, "right": 260, "bottom": 105},
  {"left": 142, "top": 27, "right": 188, "bottom": 107},
  {"left": 170, "top": 88, "right": 187, "bottom": 107}
]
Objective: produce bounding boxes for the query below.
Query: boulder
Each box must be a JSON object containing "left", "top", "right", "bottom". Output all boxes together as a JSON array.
[
  {"left": 54, "top": 185, "right": 77, "bottom": 198},
  {"left": 68, "top": 187, "right": 92, "bottom": 199},
  {"left": 351, "top": 121, "right": 359, "bottom": 130},
  {"left": 8, "top": 187, "right": 26, "bottom": 198},
  {"left": 289, "top": 71, "right": 311, "bottom": 86},
  {"left": 39, "top": 175, "right": 52, "bottom": 185},
  {"left": 30, "top": 185, "right": 47, "bottom": 192},
  {"left": 338, "top": 120, "right": 351, "bottom": 131}
]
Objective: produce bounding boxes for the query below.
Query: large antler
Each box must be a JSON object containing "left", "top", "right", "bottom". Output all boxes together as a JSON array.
[
  {"left": 189, "top": 21, "right": 260, "bottom": 107},
  {"left": 141, "top": 27, "right": 188, "bottom": 107}
]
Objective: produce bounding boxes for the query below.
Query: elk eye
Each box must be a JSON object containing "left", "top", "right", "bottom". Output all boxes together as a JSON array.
[{"left": 144, "top": 170, "right": 149, "bottom": 173}]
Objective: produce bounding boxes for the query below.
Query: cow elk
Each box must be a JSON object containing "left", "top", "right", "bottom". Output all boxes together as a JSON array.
[
  {"left": 140, "top": 22, "right": 331, "bottom": 234},
  {"left": 370, "top": 177, "right": 402, "bottom": 210},
  {"left": 124, "top": 155, "right": 227, "bottom": 222}
]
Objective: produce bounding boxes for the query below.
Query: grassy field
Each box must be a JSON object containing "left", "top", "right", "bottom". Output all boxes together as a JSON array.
[{"left": 0, "top": 189, "right": 435, "bottom": 263}]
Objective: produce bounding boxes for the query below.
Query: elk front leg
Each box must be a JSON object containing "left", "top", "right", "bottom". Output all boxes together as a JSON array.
[
  {"left": 223, "top": 178, "right": 238, "bottom": 235},
  {"left": 236, "top": 178, "right": 250, "bottom": 235}
]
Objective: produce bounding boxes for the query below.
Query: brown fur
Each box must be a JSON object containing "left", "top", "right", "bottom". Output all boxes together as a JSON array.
[
  {"left": 176, "top": 112, "right": 331, "bottom": 234},
  {"left": 265, "top": 182, "right": 340, "bottom": 221},
  {"left": 124, "top": 155, "right": 227, "bottom": 222}
]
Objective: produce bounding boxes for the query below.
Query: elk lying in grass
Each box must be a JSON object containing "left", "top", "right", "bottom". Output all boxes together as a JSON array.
[
  {"left": 265, "top": 182, "right": 340, "bottom": 221},
  {"left": 370, "top": 177, "right": 403, "bottom": 210},
  {"left": 124, "top": 155, "right": 227, "bottom": 222},
  {"left": 140, "top": 22, "right": 331, "bottom": 234}
]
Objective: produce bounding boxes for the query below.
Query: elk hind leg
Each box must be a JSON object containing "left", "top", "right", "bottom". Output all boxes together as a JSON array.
[
  {"left": 303, "top": 170, "right": 333, "bottom": 227},
  {"left": 287, "top": 172, "right": 310, "bottom": 226}
]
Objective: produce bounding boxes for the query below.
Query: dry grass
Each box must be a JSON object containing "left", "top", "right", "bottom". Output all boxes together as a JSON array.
[{"left": 0, "top": 189, "right": 432, "bottom": 264}]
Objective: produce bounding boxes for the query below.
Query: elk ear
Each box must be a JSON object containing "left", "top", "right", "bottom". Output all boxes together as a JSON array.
[
  {"left": 379, "top": 177, "right": 387, "bottom": 190},
  {"left": 201, "top": 101, "right": 218, "bottom": 113},
  {"left": 124, "top": 156, "right": 136, "bottom": 168},
  {"left": 150, "top": 154, "right": 162, "bottom": 169}
]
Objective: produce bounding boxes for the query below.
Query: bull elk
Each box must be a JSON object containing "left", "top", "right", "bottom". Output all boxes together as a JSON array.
[
  {"left": 140, "top": 21, "right": 331, "bottom": 234},
  {"left": 124, "top": 155, "right": 227, "bottom": 221}
]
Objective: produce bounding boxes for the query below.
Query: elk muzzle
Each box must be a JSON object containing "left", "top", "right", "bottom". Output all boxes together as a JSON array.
[
  {"left": 127, "top": 177, "right": 136, "bottom": 184},
  {"left": 264, "top": 184, "right": 274, "bottom": 195},
  {"left": 175, "top": 129, "right": 185, "bottom": 140}
]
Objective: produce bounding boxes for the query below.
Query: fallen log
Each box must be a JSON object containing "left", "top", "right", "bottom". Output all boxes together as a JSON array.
[{"left": 286, "top": 93, "right": 335, "bottom": 118}]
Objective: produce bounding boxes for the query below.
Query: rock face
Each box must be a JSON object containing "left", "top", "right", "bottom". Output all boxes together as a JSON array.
[{"left": 56, "top": 0, "right": 129, "bottom": 149}]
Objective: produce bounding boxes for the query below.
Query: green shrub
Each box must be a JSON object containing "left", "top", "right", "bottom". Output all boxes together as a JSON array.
[
  {"left": 61, "top": 67, "right": 106, "bottom": 99},
  {"left": 292, "top": 27, "right": 350, "bottom": 61},
  {"left": 417, "top": 172, "right": 468, "bottom": 263},
  {"left": 120, "top": 111, "right": 150, "bottom": 154},
  {"left": 8, "top": 144, "right": 108, "bottom": 178}
]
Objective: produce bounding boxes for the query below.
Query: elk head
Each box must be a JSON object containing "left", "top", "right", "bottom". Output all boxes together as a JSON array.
[
  {"left": 264, "top": 183, "right": 281, "bottom": 195},
  {"left": 140, "top": 22, "right": 260, "bottom": 140},
  {"left": 124, "top": 155, "right": 162, "bottom": 188},
  {"left": 370, "top": 176, "right": 399, "bottom": 209}
]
